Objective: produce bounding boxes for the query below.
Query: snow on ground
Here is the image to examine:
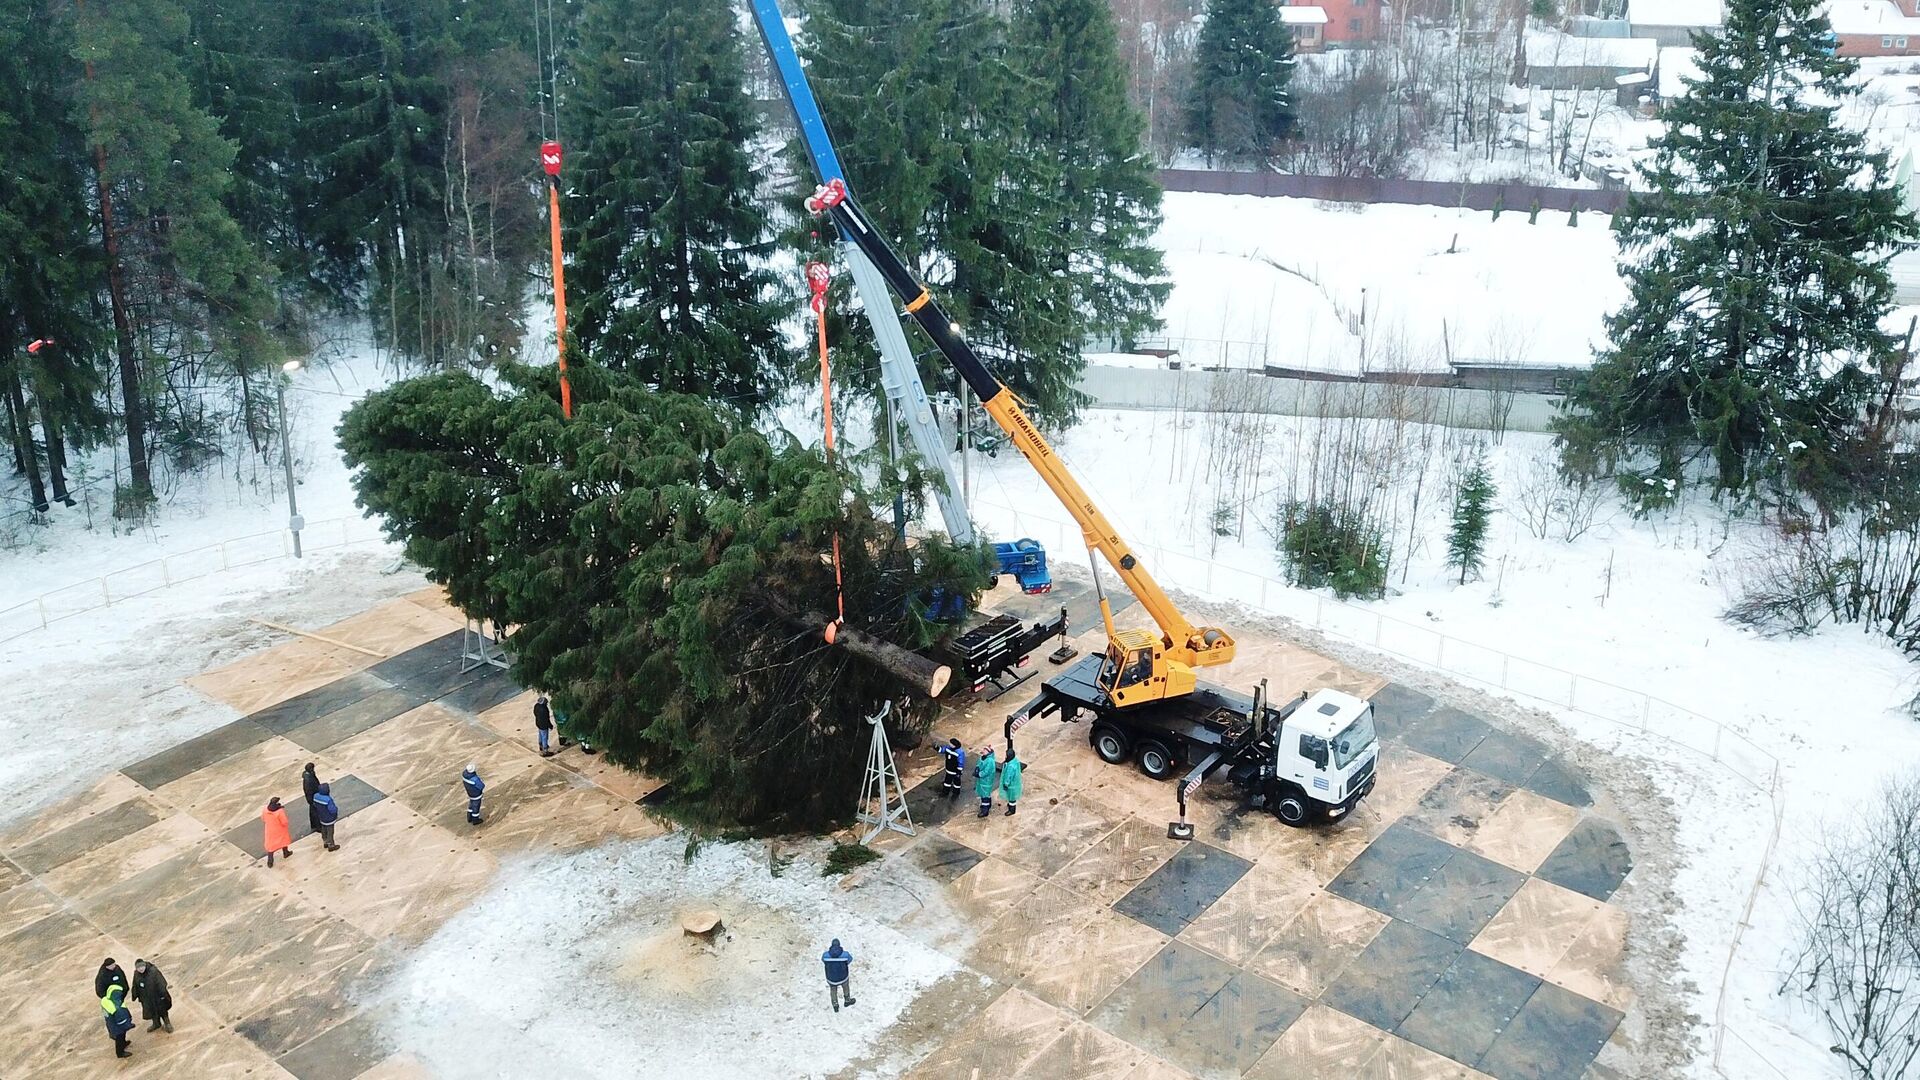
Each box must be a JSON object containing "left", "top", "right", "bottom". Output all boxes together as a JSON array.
[
  {"left": 959, "top": 407, "right": 1918, "bottom": 1079},
  {"left": 1153, "top": 191, "right": 1626, "bottom": 374},
  {"left": 0, "top": 330, "right": 418, "bottom": 829},
  {"left": 372, "top": 838, "right": 968, "bottom": 1080}
]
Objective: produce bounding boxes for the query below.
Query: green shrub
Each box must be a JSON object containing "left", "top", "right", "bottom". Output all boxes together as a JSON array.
[
  {"left": 822, "top": 841, "right": 881, "bottom": 876},
  {"left": 1276, "top": 499, "right": 1390, "bottom": 599}
]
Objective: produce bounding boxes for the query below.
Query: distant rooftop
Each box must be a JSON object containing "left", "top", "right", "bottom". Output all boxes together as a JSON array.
[
  {"left": 1526, "top": 29, "right": 1660, "bottom": 69},
  {"left": 1628, "top": 0, "right": 1723, "bottom": 27},
  {"left": 1824, "top": 0, "right": 1920, "bottom": 35},
  {"left": 1279, "top": 5, "right": 1330, "bottom": 24}
]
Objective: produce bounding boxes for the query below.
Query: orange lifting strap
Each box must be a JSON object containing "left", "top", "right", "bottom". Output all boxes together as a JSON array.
[{"left": 806, "top": 261, "right": 847, "bottom": 642}]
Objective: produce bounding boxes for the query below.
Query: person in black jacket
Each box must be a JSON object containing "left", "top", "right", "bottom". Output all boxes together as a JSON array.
[
  {"left": 94, "top": 958, "right": 128, "bottom": 1000},
  {"left": 130, "top": 959, "right": 172, "bottom": 1033},
  {"left": 302, "top": 763, "right": 323, "bottom": 832},
  {"left": 533, "top": 695, "right": 554, "bottom": 756}
]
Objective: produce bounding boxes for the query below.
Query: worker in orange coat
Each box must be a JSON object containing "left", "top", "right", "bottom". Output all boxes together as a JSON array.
[{"left": 261, "top": 798, "right": 293, "bottom": 867}]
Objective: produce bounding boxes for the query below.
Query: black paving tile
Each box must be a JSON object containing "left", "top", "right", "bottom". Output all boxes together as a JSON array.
[
  {"left": 1113, "top": 842, "right": 1252, "bottom": 935},
  {"left": 436, "top": 667, "right": 526, "bottom": 715},
  {"left": 365, "top": 630, "right": 490, "bottom": 700},
  {"left": 1477, "top": 981, "right": 1624, "bottom": 1080},
  {"left": 1397, "top": 948, "right": 1541, "bottom": 1068},
  {"left": 1392, "top": 846, "right": 1526, "bottom": 945},
  {"left": 1090, "top": 941, "right": 1239, "bottom": 1056},
  {"left": 1325, "top": 823, "right": 1456, "bottom": 915},
  {"left": 903, "top": 771, "right": 971, "bottom": 828},
  {"left": 220, "top": 775, "right": 386, "bottom": 858},
  {"left": 1400, "top": 706, "right": 1492, "bottom": 764},
  {"left": 1524, "top": 757, "right": 1593, "bottom": 808},
  {"left": 1161, "top": 969, "right": 1308, "bottom": 1078},
  {"left": 275, "top": 1008, "right": 395, "bottom": 1080},
  {"left": 907, "top": 834, "right": 985, "bottom": 884},
  {"left": 122, "top": 718, "right": 273, "bottom": 789},
  {"left": 1460, "top": 730, "right": 1551, "bottom": 787},
  {"left": 1367, "top": 683, "right": 1436, "bottom": 741},
  {"left": 1536, "top": 818, "right": 1633, "bottom": 902},
  {"left": 10, "top": 798, "right": 162, "bottom": 874},
  {"left": 282, "top": 687, "right": 430, "bottom": 752},
  {"left": 1322, "top": 918, "right": 1462, "bottom": 1030},
  {"left": 247, "top": 672, "right": 393, "bottom": 735}
]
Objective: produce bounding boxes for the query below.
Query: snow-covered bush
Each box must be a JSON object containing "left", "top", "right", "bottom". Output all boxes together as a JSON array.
[
  {"left": 1788, "top": 774, "right": 1920, "bottom": 1080},
  {"left": 1727, "top": 511, "right": 1920, "bottom": 658}
]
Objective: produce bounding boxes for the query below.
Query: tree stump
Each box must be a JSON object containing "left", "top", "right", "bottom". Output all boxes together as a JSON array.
[{"left": 681, "top": 910, "right": 724, "bottom": 940}]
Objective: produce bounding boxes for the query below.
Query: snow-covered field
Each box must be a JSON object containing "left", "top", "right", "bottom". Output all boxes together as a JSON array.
[{"left": 1152, "top": 191, "right": 1626, "bottom": 374}]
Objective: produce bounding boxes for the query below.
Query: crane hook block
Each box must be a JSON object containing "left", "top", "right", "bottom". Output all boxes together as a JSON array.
[{"left": 805, "top": 178, "right": 848, "bottom": 213}]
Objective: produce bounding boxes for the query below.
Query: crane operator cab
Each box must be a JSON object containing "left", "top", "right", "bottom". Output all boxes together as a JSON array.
[
  {"left": 1098, "top": 627, "right": 1201, "bottom": 708},
  {"left": 1263, "top": 689, "right": 1380, "bottom": 826}
]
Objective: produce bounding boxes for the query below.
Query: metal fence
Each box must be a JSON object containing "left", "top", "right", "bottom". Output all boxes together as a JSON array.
[
  {"left": 1158, "top": 168, "right": 1631, "bottom": 215},
  {"left": 0, "top": 517, "right": 392, "bottom": 645},
  {"left": 975, "top": 498, "right": 1786, "bottom": 1076}
]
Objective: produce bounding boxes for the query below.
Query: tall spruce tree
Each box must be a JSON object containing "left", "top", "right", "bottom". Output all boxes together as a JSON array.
[
  {"left": 339, "top": 363, "right": 991, "bottom": 829},
  {"left": 1009, "top": 0, "right": 1170, "bottom": 348},
  {"left": 0, "top": 0, "right": 110, "bottom": 511},
  {"left": 565, "top": 0, "right": 787, "bottom": 409},
  {"left": 1186, "top": 0, "right": 1296, "bottom": 164},
  {"left": 74, "top": 0, "right": 285, "bottom": 501},
  {"left": 1556, "top": 0, "right": 1914, "bottom": 507},
  {"left": 803, "top": 0, "right": 1089, "bottom": 422}
]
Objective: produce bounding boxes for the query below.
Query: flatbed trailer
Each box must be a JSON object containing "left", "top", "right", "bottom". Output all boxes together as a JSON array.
[{"left": 945, "top": 606, "right": 1071, "bottom": 699}]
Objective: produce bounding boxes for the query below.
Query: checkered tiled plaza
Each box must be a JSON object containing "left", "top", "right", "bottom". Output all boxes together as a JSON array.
[{"left": 0, "top": 580, "right": 1639, "bottom": 1079}]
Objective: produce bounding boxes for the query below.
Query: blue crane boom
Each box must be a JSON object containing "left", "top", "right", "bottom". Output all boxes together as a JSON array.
[{"left": 748, "top": 0, "right": 1051, "bottom": 594}]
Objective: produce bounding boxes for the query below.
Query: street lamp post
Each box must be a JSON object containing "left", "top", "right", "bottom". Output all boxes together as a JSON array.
[{"left": 277, "top": 359, "right": 304, "bottom": 558}]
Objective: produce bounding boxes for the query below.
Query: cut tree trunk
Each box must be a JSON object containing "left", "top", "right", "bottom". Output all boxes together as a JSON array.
[{"left": 767, "top": 597, "right": 951, "bottom": 698}]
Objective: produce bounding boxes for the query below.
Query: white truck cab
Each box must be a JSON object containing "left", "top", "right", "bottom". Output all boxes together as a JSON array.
[{"left": 1268, "top": 688, "right": 1380, "bottom": 826}]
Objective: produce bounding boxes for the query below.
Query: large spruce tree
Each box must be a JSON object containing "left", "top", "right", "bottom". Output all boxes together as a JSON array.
[
  {"left": 340, "top": 364, "right": 990, "bottom": 828},
  {"left": 1557, "top": 0, "right": 1914, "bottom": 506},
  {"left": 1186, "top": 0, "right": 1296, "bottom": 164},
  {"left": 1010, "top": 0, "right": 1170, "bottom": 351},
  {"left": 566, "top": 0, "right": 787, "bottom": 410}
]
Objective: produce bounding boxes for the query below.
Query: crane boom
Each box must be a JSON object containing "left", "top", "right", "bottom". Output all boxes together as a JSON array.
[
  {"left": 748, "top": 1, "right": 974, "bottom": 548},
  {"left": 806, "top": 179, "right": 1236, "bottom": 680}
]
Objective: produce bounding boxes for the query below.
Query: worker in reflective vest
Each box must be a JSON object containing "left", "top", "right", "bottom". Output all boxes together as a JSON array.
[{"left": 101, "top": 984, "right": 135, "bottom": 1058}]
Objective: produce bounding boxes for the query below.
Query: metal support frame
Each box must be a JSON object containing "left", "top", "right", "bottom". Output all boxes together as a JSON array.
[
  {"left": 855, "top": 700, "right": 914, "bottom": 843},
  {"left": 460, "top": 618, "right": 510, "bottom": 674}
]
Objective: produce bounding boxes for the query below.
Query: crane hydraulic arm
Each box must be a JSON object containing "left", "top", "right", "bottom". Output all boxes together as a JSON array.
[{"left": 804, "top": 178, "right": 1236, "bottom": 694}]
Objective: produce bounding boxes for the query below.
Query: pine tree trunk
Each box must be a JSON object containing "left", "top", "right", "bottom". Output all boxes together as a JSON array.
[
  {"left": 31, "top": 373, "right": 70, "bottom": 503},
  {"left": 2, "top": 348, "right": 50, "bottom": 513},
  {"left": 92, "top": 147, "right": 151, "bottom": 503}
]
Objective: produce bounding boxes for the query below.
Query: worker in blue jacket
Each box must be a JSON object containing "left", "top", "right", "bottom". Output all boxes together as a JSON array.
[
  {"left": 938, "top": 738, "right": 966, "bottom": 798},
  {"left": 462, "top": 764, "right": 485, "bottom": 825},
  {"left": 821, "top": 939, "right": 856, "bottom": 1011},
  {"left": 101, "top": 983, "right": 135, "bottom": 1058}
]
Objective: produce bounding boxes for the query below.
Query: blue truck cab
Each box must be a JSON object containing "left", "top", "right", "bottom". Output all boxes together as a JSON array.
[{"left": 993, "top": 538, "right": 1052, "bottom": 594}]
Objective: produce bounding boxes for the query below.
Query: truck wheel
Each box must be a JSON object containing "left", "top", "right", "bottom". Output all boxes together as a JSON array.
[
  {"left": 1136, "top": 740, "right": 1176, "bottom": 781},
  {"left": 1092, "top": 726, "right": 1130, "bottom": 765},
  {"left": 1272, "top": 788, "right": 1313, "bottom": 828}
]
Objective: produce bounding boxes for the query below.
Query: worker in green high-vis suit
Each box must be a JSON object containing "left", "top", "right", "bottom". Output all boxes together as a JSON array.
[
  {"left": 974, "top": 746, "right": 998, "bottom": 818},
  {"left": 998, "top": 750, "right": 1023, "bottom": 816}
]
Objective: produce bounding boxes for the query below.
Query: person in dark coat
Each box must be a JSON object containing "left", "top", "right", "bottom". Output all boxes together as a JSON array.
[
  {"left": 313, "top": 784, "right": 340, "bottom": 851},
  {"left": 533, "top": 695, "right": 554, "bottom": 756},
  {"left": 302, "top": 763, "right": 323, "bottom": 832},
  {"left": 130, "top": 959, "right": 172, "bottom": 1033},
  {"left": 94, "top": 958, "right": 128, "bottom": 1000},
  {"left": 101, "top": 983, "right": 134, "bottom": 1058},
  {"left": 462, "top": 765, "right": 485, "bottom": 825}
]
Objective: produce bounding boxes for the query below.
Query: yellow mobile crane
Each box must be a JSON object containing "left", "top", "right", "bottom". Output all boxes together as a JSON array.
[{"left": 805, "top": 174, "right": 1235, "bottom": 711}]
